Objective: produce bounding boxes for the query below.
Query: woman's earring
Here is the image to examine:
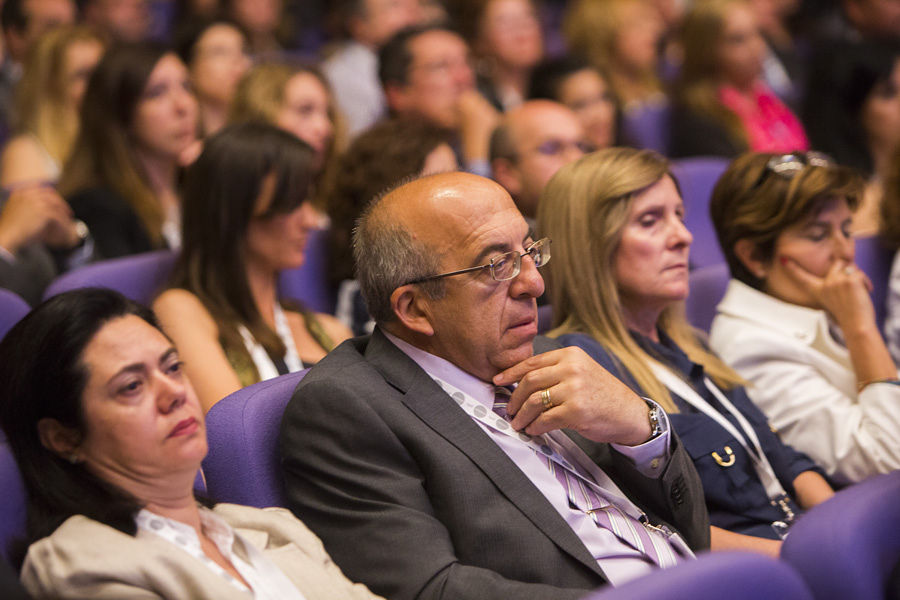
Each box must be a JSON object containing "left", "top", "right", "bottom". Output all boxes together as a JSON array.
[{"left": 68, "top": 453, "right": 81, "bottom": 464}]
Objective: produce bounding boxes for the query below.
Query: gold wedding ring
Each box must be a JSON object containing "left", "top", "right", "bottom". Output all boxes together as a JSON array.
[
  {"left": 540, "top": 388, "right": 553, "bottom": 411},
  {"left": 843, "top": 266, "right": 855, "bottom": 275}
]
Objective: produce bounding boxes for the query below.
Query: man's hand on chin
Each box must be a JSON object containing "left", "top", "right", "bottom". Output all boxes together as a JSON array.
[{"left": 493, "top": 346, "right": 653, "bottom": 445}]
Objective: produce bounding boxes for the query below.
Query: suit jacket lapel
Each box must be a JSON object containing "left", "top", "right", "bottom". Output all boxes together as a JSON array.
[{"left": 364, "top": 330, "right": 606, "bottom": 579}]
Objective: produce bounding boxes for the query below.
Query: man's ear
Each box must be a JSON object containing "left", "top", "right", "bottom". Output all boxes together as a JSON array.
[
  {"left": 390, "top": 284, "right": 435, "bottom": 336},
  {"left": 37, "top": 418, "right": 83, "bottom": 460},
  {"left": 734, "top": 238, "right": 769, "bottom": 279},
  {"left": 492, "top": 157, "right": 523, "bottom": 197}
]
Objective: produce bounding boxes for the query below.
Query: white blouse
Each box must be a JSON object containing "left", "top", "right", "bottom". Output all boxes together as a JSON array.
[{"left": 710, "top": 279, "right": 900, "bottom": 485}]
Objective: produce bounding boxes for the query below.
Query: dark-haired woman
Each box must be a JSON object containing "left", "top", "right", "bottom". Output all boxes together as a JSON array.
[
  {"left": 59, "top": 43, "right": 198, "bottom": 259},
  {"left": 0, "top": 288, "right": 383, "bottom": 599},
  {"left": 154, "top": 123, "right": 350, "bottom": 412}
]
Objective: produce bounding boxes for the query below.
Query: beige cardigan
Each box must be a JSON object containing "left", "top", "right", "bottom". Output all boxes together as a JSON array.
[{"left": 20, "top": 503, "right": 384, "bottom": 600}]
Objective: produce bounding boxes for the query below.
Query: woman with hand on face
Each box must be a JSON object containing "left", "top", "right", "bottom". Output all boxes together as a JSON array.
[
  {"left": 154, "top": 123, "right": 350, "bottom": 413},
  {"left": 540, "top": 147, "right": 833, "bottom": 557},
  {"left": 0, "top": 288, "right": 383, "bottom": 600},
  {"left": 709, "top": 152, "right": 900, "bottom": 485},
  {"left": 59, "top": 43, "right": 199, "bottom": 259}
]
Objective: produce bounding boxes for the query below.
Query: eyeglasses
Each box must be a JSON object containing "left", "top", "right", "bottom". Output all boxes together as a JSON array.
[
  {"left": 406, "top": 238, "right": 551, "bottom": 285},
  {"left": 753, "top": 151, "right": 833, "bottom": 188},
  {"left": 532, "top": 139, "right": 595, "bottom": 157}
]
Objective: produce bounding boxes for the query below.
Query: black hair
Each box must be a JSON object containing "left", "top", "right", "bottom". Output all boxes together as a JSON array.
[
  {"left": 173, "top": 16, "right": 248, "bottom": 66},
  {"left": 804, "top": 39, "right": 900, "bottom": 175},
  {"left": 0, "top": 0, "right": 27, "bottom": 33},
  {"left": 169, "top": 121, "right": 316, "bottom": 360},
  {"left": 378, "top": 23, "right": 459, "bottom": 88},
  {"left": 0, "top": 289, "right": 160, "bottom": 565},
  {"left": 528, "top": 55, "right": 592, "bottom": 101}
]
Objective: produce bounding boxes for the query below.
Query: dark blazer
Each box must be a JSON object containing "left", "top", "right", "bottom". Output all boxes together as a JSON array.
[
  {"left": 67, "top": 187, "right": 156, "bottom": 259},
  {"left": 280, "top": 329, "right": 710, "bottom": 600}
]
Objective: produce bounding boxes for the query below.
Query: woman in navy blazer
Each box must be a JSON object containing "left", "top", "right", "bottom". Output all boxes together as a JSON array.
[{"left": 537, "top": 147, "right": 835, "bottom": 557}]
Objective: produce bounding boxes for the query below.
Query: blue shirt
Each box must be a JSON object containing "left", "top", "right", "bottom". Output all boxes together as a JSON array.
[{"left": 556, "top": 330, "right": 821, "bottom": 539}]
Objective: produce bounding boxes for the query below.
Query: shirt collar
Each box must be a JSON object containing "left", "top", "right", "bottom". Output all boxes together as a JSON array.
[
  {"left": 136, "top": 506, "right": 236, "bottom": 558},
  {"left": 381, "top": 328, "right": 497, "bottom": 408},
  {"left": 717, "top": 279, "right": 829, "bottom": 345}
]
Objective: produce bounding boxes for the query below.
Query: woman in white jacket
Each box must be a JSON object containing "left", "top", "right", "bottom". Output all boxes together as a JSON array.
[{"left": 709, "top": 152, "right": 900, "bottom": 485}]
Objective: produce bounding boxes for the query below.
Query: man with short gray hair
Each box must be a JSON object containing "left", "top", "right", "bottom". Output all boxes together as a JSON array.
[{"left": 280, "top": 172, "right": 709, "bottom": 600}]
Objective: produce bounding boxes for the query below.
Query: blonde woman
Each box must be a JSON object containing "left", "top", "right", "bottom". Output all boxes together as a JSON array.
[
  {"left": 230, "top": 62, "right": 341, "bottom": 181},
  {"left": 0, "top": 26, "right": 105, "bottom": 187},
  {"left": 538, "top": 147, "right": 833, "bottom": 557},
  {"left": 563, "top": 0, "right": 666, "bottom": 149}
]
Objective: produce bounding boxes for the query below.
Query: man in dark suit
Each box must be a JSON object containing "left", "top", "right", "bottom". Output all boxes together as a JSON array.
[{"left": 280, "top": 172, "right": 709, "bottom": 600}]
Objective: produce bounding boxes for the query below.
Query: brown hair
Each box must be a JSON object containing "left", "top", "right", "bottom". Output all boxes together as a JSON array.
[
  {"left": 324, "top": 117, "right": 452, "bottom": 285},
  {"left": 539, "top": 147, "right": 744, "bottom": 411},
  {"left": 711, "top": 152, "right": 865, "bottom": 289},
  {"left": 676, "top": 0, "right": 749, "bottom": 149},
  {"left": 59, "top": 43, "right": 176, "bottom": 245}
]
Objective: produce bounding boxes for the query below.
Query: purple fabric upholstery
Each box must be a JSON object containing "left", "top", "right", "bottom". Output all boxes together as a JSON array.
[
  {"left": 0, "top": 437, "right": 26, "bottom": 566},
  {"left": 202, "top": 370, "right": 308, "bottom": 508},
  {"left": 583, "top": 552, "right": 812, "bottom": 600},
  {"left": 0, "top": 289, "right": 29, "bottom": 341},
  {"left": 278, "top": 228, "right": 336, "bottom": 314},
  {"left": 781, "top": 471, "right": 900, "bottom": 600},
  {"left": 670, "top": 158, "right": 731, "bottom": 269},
  {"left": 620, "top": 104, "right": 671, "bottom": 154},
  {"left": 537, "top": 303, "right": 553, "bottom": 334},
  {"left": 43, "top": 250, "right": 176, "bottom": 306},
  {"left": 853, "top": 235, "right": 894, "bottom": 330},
  {"left": 686, "top": 263, "right": 731, "bottom": 333}
]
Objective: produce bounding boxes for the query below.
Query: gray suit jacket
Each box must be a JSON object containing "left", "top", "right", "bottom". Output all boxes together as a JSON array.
[{"left": 280, "top": 330, "right": 709, "bottom": 600}]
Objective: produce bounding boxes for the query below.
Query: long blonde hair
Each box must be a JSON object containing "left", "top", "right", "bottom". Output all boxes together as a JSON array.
[
  {"left": 538, "top": 148, "right": 743, "bottom": 411},
  {"left": 563, "top": 0, "right": 662, "bottom": 102},
  {"left": 676, "top": 0, "right": 749, "bottom": 148},
  {"left": 16, "top": 26, "right": 105, "bottom": 167}
]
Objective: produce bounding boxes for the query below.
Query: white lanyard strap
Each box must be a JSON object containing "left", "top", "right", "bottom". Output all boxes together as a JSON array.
[
  {"left": 238, "top": 303, "right": 304, "bottom": 381},
  {"left": 431, "top": 375, "right": 693, "bottom": 563},
  {"left": 273, "top": 303, "right": 303, "bottom": 373},
  {"left": 648, "top": 362, "right": 786, "bottom": 501}
]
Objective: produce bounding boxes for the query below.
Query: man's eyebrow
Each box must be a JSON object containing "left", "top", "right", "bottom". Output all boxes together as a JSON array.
[{"left": 470, "top": 233, "right": 534, "bottom": 266}]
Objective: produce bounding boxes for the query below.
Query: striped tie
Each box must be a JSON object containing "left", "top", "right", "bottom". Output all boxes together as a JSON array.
[{"left": 493, "top": 387, "right": 679, "bottom": 568}]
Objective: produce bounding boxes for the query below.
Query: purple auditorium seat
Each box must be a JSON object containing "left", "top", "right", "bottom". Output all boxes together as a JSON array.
[
  {"left": 202, "top": 370, "right": 308, "bottom": 508},
  {"left": 279, "top": 228, "right": 337, "bottom": 314},
  {"left": 0, "top": 436, "right": 26, "bottom": 566},
  {"left": 43, "top": 250, "right": 176, "bottom": 306},
  {"left": 854, "top": 235, "right": 894, "bottom": 330},
  {"left": 670, "top": 158, "right": 731, "bottom": 269},
  {"left": 0, "top": 289, "right": 29, "bottom": 341},
  {"left": 781, "top": 471, "right": 900, "bottom": 600},
  {"left": 685, "top": 263, "right": 731, "bottom": 333},
  {"left": 620, "top": 103, "right": 671, "bottom": 154},
  {"left": 582, "top": 552, "right": 812, "bottom": 600}
]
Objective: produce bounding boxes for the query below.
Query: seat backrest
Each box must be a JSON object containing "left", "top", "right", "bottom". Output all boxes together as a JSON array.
[
  {"left": 278, "top": 228, "right": 336, "bottom": 314},
  {"left": 0, "top": 289, "right": 29, "bottom": 341},
  {"left": 619, "top": 104, "right": 671, "bottom": 154},
  {"left": 685, "top": 263, "right": 731, "bottom": 333},
  {"left": 670, "top": 157, "right": 730, "bottom": 269},
  {"left": 781, "top": 471, "right": 900, "bottom": 600},
  {"left": 853, "top": 235, "right": 894, "bottom": 330},
  {"left": 0, "top": 437, "right": 26, "bottom": 566},
  {"left": 43, "top": 250, "right": 176, "bottom": 306},
  {"left": 582, "top": 552, "right": 812, "bottom": 600},
  {"left": 202, "top": 370, "right": 308, "bottom": 508}
]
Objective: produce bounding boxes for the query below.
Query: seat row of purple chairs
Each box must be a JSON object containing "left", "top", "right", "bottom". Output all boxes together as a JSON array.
[{"left": 2, "top": 365, "right": 900, "bottom": 599}]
